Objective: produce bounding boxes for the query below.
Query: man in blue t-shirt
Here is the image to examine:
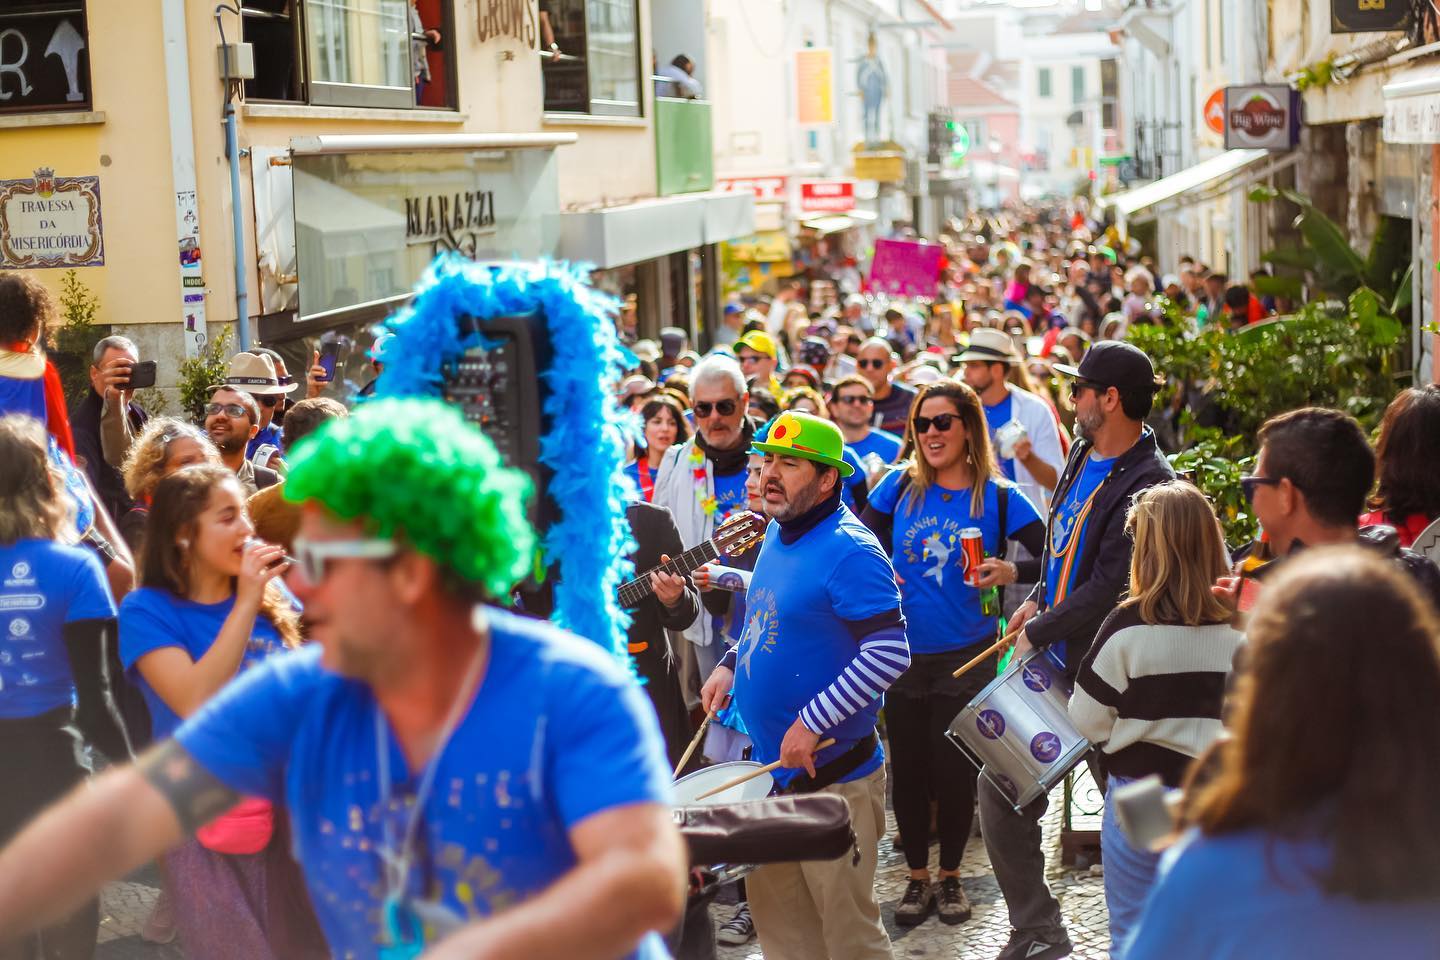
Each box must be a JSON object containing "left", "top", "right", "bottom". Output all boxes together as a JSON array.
[
  {"left": 0, "top": 400, "right": 683, "bottom": 960},
  {"left": 701, "top": 411, "right": 909, "bottom": 960},
  {"left": 829, "top": 375, "right": 902, "bottom": 473}
]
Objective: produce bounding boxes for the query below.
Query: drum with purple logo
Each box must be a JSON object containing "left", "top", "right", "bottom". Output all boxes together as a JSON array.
[{"left": 946, "top": 650, "right": 1091, "bottom": 811}]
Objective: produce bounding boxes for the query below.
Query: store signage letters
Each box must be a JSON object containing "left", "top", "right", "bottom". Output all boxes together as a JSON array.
[
  {"left": 717, "top": 176, "right": 788, "bottom": 202},
  {"left": 1331, "top": 0, "right": 1408, "bottom": 33},
  {"left": 0, "top": 167, "right": 104, "bottom": 268},
  {"left": 1223, "top": 85, "right": 1298, "bottom": 151},
  {"left": 800, "top": 180, "right": 856, "bottom": 213},
  {"left": 405, "top": 190, "right": 497, "bottom": 256},
  {"left": 476, "top": 0, "right": 537, "bottom": 46},
  {"left": 0, "top": 9, "right": 89, "bottom": 111},
  {"left": 1384, "top": 95, "right": 1440, "bottom": 145}
]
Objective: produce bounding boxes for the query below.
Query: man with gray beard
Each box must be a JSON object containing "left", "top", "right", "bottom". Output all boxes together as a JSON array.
[{"left": 978, "top": 341, "right": 1173, "bottom": 960}]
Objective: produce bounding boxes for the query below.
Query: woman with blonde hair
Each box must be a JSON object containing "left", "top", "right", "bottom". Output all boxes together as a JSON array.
[
  {"left": 862, "top": 381, "right": 1045, "bottom": 927},
  {"left": 1069, "top": 480, "right": 1242, "bottom": 950},
  {"left": 118, "top": 417, "right": 219, "bottom": 551}
]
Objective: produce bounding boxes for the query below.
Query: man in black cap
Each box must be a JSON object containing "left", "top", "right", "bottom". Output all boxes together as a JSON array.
[{"left": 978, "top": 340, "right": 1174, "bottom": 960}]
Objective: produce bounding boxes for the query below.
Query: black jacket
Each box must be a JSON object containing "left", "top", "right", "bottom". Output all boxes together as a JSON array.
[
  {"left": 71, "top": 389, "right": 147, "bottom": 521},
  {"left": 1026, "top": 429, "right": 1175, "bottom": 670}
]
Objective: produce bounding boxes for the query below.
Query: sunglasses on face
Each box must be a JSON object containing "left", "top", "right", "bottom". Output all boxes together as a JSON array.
[
  {"left": 256, "top": 394, "right": 281, "bottom": 408},
  {"left": 1071, "top": 380, "right": 1111, "bottom": 397},
  {"left": 1240, "top": 475, "right": 1281, "bottom": 502},
  {"left": 857, "top": 358, "right": 887, "bottom": 370},
  {"left": 913, "top": 413, "right": 959, "bottom": 434},
  {"left": 694, "top": 399, "right": 738, "bottom": 418},
  {"left": 291, "top": 536, "right": 398, "bottom": 584},
  {"left": 835, "top": 394, "right": 874, "bottom": 406},
  {"left": 205, "top": 402, "right": 248, "bottom": 419}
]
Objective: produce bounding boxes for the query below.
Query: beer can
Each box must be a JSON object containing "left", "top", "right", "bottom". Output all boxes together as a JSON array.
[{"left": 960, "top": 527, "right": 984, "bottom": 587}]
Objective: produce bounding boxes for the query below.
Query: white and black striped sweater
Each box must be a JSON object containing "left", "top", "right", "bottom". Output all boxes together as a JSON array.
[{"left": 1069, "top": 605, "right": 1243, "bottom": 787}]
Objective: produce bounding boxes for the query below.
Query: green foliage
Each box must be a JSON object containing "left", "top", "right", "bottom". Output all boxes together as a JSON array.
[
  {"left": 50, "top": 270, "right": 106, "bottom": 409},
  {"left": 1168, "top": 425, "right": 1259, "bottom": 546},
  {"left": 178, "top": 327, "right": 233, "bottom": 424}
]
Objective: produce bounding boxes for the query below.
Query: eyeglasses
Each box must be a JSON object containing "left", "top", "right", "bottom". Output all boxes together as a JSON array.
[
  {"left": 256, "top": 394, "right": 281, "bottom": 408},
  {"left": 913, "top": 413, "right": 959, "bottom": 434},
  {"left": 858, "top": 358, "right": 887, "bottom": 370},
  {"left": 1240, "top": 475, "right": 1281, "bottom": 502},
  {"left": 205, "top": 402, "right": 248, "bottom": 419},
  {"left": 1071, "top": 380, "right": 1111, "bottom": 397},
  {"left": 291, "top": 536, "right": 398, "bottom": 583},
  {"left": 277, "top": 375, "right": 295, "bottom": 386},
  {"left": 694, "top": 399, "right": 738, "bottom": 418},
  {"left": 835, "top": 394, "right": 874, "bottom": 406}
]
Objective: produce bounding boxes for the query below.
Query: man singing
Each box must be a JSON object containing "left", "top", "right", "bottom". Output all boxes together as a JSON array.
[
  {"left": 0, "top": 398, "right": 684, "bottom": 960},
  {"left": 701, "top": 411, "right": 910, "bottom": 960}
]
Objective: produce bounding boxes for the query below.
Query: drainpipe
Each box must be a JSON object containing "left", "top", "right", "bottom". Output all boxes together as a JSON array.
[
  {"left": 161, "top": 0, "right": 210, "bottom": 359},
  {"left": 216, "top": 4, "right": 251, "bottom": 350}
]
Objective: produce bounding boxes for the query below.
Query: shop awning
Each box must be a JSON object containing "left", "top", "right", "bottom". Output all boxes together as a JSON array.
[
  {"left": 292, "top": 169, "right": 406, "bottom": 258},
  {"left": 1383, "top": 62, "right": 1440, "bottom": 144},
  {"left": 1099, "top": 148, "right": 1269, "bottom": 218},
  {"left": 800, "top": 210, "right": 878, "bottom": 235},
  {"left": 558, "top": 190, "right": 754, "bottom": 269}
]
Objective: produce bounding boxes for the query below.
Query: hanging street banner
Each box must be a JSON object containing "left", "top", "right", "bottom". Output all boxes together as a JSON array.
[
  {"left": 795, "top": 48, "right": 835, "bottom": 126},
  {"left": 0, "top": 167, "right": 104, "bottom": 268},
  {"left": 869, "top": 237, "right": 944, "bottom": 298}
]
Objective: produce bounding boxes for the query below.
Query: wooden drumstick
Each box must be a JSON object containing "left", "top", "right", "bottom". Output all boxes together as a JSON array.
[
  {"left": 673, "top": 710, "right": 716, "bottom": 779},
  {"left": 693, "top": 738, "right": 837, "bottom": 801},
  {"left": 952, "top": 636, "right": 1011, "bottom": 678}
]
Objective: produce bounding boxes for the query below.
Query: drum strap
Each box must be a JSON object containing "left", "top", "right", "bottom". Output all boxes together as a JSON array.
[{"left": 779, "top": 731, "right": 880, "bottom": 796}]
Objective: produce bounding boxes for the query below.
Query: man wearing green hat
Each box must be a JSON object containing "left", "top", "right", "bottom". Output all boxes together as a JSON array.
[{"left": 701, "top": 411, "right": 910, "bottom": 960}]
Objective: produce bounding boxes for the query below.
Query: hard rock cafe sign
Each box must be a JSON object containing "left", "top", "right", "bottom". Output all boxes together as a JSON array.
[{"left": 0, "top": 167, "right": 104, "bottom": 269}]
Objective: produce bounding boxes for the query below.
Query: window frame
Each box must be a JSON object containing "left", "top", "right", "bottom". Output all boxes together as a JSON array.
[
  {"left": 541, "top": 0, "right": 643, "bottom": 118},
  {"left": 1071, "top": 65, "right": 1084, "bottom": 104},
  {"left": 1037, "top": 67, "right": 1052, "bottom": 99},
  {"left": 0, "top": 1, "right": 93, "bottom": 116}
]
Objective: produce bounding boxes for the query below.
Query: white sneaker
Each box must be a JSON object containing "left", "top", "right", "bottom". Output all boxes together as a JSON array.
[{"left": 716, "top": 902, "right": 755, "bottom": 945}]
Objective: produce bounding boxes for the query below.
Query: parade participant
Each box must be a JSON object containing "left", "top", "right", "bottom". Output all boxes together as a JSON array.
[
  {"left": 784, "top": 390, "right": 868, "bottom": 513},
  {"left": 204, "top": 388, "right": 279, "bottom": 497},
  {"left": 856, "top": 337, "right": 917, "bottom": 434},
  {"left": 735, "top": 330, "right": 783, "bottom": 397},
  {"left": 983, "top": 340, "right": 1173, "bottom": 960},
  {"left": 957, "top": 328, "right": 1064, "bottom": 508},
  {"left": 0, "top": 398, "right": 685, "bottom": 960},
  {"left": 701, "top": 411, "right": 910, "bottom": 960},
  {"left": 0, "top": 273, "right": 75, "bottom": 460},
  {"left": 118, "top": 418, "right": 219, "bottom": 553},
  {"left": 829, "top": 375, "right": 901, "bottom": 466},
  {"left": 1225, "top": 407, "right": 1440, "bottom": 610},
  {"left": 218, "top": 353, "right": 297, "bottom": 474},
  {"left": 626, "top": 394, "right": 689, "bottom": 503},
  {"left": 863, "top": 383, "right": 1044, "bottom": 928},
  {"left": 247, "top": 398, "right": 348, "bottom": 554},
  {"left": 118, "top": 463, "right": 322, "bottom": 960},
  {"left": 1359, "top": 385, "right": 1440, "bottom": 545},
  {"left": 654, "top": 355, "right": 755, "bottom": 704},
  {"left": 1068, "top": 482, "right": 1242, "bottom": 950},
  {"left": 1124, "top": 549, "right": 1440, "bottom": 959},
  {"left": 0, "top": 417, "right": 119, "bottom": 960}
]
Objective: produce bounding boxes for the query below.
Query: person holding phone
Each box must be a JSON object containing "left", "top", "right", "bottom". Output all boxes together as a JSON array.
[
  {"left": 73, "top": 335, "right": 152, "bottom": 521},
  {"left": 118, "top": 463, "right": 323, "bottom": 959}
]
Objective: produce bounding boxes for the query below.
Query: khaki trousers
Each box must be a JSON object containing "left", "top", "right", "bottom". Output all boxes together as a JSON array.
[{"left": 746, "top": 766, "right": 893, "bottom": 960}]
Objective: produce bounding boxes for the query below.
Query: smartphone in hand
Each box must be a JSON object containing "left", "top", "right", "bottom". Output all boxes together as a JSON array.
[
  {"left": 318, "top": 341, "right": 340, "bottom": 382},
  {"left": 126, "top": 360, "right": 158, "bottom": 389}
]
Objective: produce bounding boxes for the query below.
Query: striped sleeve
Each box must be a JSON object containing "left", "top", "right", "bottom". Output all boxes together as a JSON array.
[
  {"left": 1070, "top": 606, "right": 1142, "bottom": 744},
  {"left": 799, "top": 624, "right": 910, "bottom": 734}
]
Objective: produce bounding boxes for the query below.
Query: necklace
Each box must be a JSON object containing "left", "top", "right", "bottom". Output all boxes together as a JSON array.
[
  {"left": 688, "top": 444, "right": 718, "bottom": 516},
  {"left": 374, "top": 628, "right": 488, "bottom": 956}
]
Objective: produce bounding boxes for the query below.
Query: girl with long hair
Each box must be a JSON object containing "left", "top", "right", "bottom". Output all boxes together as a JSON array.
[
  {"left": 118, "top": 464, "right": 323, "bottom": 959},
  {"left": 0, "top": 416, "right": 115, "bottom": 960},
  {"left": 1359, "top": 384, "right": 1440, "bottom": 546},
  {"left": 1124, "top": 547, "right": 1440, "bottom": 958},
  {"left": 626, "top": 395, "right": 690, "bottom": 502},
  {"left": 862, "top": 380, "right": 1046, "bottom": 927},
  {"left": 1069, "top": 481, "right": 1243, "bottom": 949},
  {"left": 118, "top": 418, "right": 219, "bottom": 552}
]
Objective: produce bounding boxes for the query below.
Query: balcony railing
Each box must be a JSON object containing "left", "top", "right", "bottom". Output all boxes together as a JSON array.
[{"left": 655, "top": 95, "right": 714, "bottom": 196}]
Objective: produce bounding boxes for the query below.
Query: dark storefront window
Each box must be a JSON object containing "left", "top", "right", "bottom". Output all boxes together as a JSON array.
[
  {"left": 541, "top": 0, "right": 641, "bottom": 117},
  {"left": 0, "top": 3, "right": 91, "bottom": 114}
]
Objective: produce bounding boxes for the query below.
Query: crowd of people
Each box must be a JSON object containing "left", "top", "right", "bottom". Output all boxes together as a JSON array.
[{"left": 0, "top": 193, "right": 1436, "bottom": 960}]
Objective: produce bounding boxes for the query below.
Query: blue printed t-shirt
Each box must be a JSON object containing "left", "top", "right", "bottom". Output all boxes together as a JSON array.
[
  {"left": 849, "top": 428, "right": 902, "bottom": 466},
  {"left": 1044, "top": 452, "right": 1116, "bottom": 610},
  {"left": 0, "top": 540, "right": 115, "bottom": 719},
  {"left": 839, "top": 446, "right": 867, "bottom": 512},
  {"left": 174, "top": 608, "right": 671, "bottom": 960},
  {"left": 732, "top": 508, "right": 902, "bottom": 788},
  {"left": 983, "top": 393, "right": 1017, "bottom": 480},
  {"left": 245, "top": 421, "right": 283, "bottom": 462},
  {"left": 1121, "top": 827, "right": 1440, "bottom": 959},
  {"left": 119, "top": 587, "right": 289, "bottom": 740},
  {"left": 712, "top": 467, "right": 748, "bottom": 522},
  {"left": 869, "top": 473, "right": 1040, "bottom": 654}
]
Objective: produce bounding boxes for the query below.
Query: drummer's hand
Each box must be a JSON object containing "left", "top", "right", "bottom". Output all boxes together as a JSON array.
[
  {"left": 700, "top": 665, "right": 733, "bottom": 716},
  {"left": 1006, "top": 599, "right": 1038, "bottom": 638},
  {"left": 976, "top": 557, "right": 1017, "bottom": 588},
  {"left": 1010, "top": 628, "right": 1034, "bottom": 660},
  {"left": 780, "top": 718, "right": 821, "bottom": 778},
  {"left": 692, "top": 563, "right": 715, "bottom": 592},
  {"left": 650, "top": 555, "right": 685, "bottom": 608}
]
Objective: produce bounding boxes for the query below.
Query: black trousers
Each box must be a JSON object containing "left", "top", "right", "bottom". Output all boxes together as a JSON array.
[
  {"left": 0, "top": 709, "right": 97, "bottom": 960},
  {"left": 886, "top": 645, "right": 996, "bottom": 872}
]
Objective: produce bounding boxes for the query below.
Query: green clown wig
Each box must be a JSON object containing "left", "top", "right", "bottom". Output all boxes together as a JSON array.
[{"left": 283, "top": 397, "right": 534, "bottom": 601}]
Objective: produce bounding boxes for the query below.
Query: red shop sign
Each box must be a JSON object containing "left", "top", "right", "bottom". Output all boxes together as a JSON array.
[
  {"left": 717, "top": 176, "right": 788, "bottom": 202},
  {"left": 800, "top": 179, "right": 855, "bottom": 213}
]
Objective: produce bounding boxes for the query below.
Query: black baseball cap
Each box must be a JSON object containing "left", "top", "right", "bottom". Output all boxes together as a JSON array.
[{"left": 1052, "top": 340, "right": 1163, "bottom": 393}]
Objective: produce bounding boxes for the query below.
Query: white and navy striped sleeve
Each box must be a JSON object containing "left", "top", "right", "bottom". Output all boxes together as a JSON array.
[{"left": 799, "top": 611, "right": 910, "bottom": 734}]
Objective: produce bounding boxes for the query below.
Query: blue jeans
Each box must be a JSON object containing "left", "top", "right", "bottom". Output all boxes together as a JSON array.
[{"left": 1102, "top": 774, "right": 1162, "bottom": 952}]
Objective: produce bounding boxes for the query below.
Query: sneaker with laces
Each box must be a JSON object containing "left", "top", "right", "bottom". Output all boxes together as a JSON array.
[
  {"left": 893, "top": 878, "right": 936, "bottom": 927},
  {"left": 995, "top": 927, "right": 1072, "bottom": 960},
  {"left": 936, "top": 876, "right": 972, "bottom": 925},
  {"left": 716, "top": 902, "right": 755, "bottom": 945}
]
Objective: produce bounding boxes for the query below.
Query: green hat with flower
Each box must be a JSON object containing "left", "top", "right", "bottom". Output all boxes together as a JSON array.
[{"left": 750, "top": 410, "right": 855, "bottom": 477}]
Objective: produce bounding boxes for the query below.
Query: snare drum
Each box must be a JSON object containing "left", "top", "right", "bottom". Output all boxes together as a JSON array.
[
  {"left": 672, "top": 761, "right": 774, "bottom": 806},
  {"left": 946, "top": 650, "right": 1091, "bottom": 811}
]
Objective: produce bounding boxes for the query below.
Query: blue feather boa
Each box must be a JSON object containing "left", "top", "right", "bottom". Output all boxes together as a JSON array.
[{"left": 375, "top": 255, "right": 636, "bottom": 661}]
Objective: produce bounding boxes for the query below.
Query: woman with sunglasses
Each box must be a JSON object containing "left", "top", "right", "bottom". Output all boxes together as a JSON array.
[
  {"left": 862, "top": 381, "right": 1045, "bottom": 927},
  {"left": 118, "top": 464, "right": 323, "bottom": 959},
  {"left": 118, "top": 418, "right": 219, "bottom": 553},
  {"left": 626, "top": 395, "right": 689, "bottom": 503}
]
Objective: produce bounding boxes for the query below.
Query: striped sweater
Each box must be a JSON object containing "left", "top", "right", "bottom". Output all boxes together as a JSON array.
[{"left": 1069, "top": 605, "right": 1243, "bottom": 787}]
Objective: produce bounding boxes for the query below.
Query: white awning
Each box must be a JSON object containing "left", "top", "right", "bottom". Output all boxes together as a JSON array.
[
  {"left": 1383, "top": 62, "right": 1440, "bottom": 144},
  {"left": 800, "top": 210, "right": 878, "bottom": 235},
  {"left": 1099, "top": 149, "right": 1269, "bottom": 217},
  {"left": 558, "top": 190, "right": 755, "bottom": 269}
]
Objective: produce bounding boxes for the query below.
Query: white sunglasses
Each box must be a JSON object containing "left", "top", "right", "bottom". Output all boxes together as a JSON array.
[{"left": 291, "top": 536, "right": 397, "bottom": 583}]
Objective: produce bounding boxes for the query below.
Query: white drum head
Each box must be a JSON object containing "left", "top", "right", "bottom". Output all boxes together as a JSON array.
[{"left": 672, "top": 761, "right": 773, "bottom": 806}]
